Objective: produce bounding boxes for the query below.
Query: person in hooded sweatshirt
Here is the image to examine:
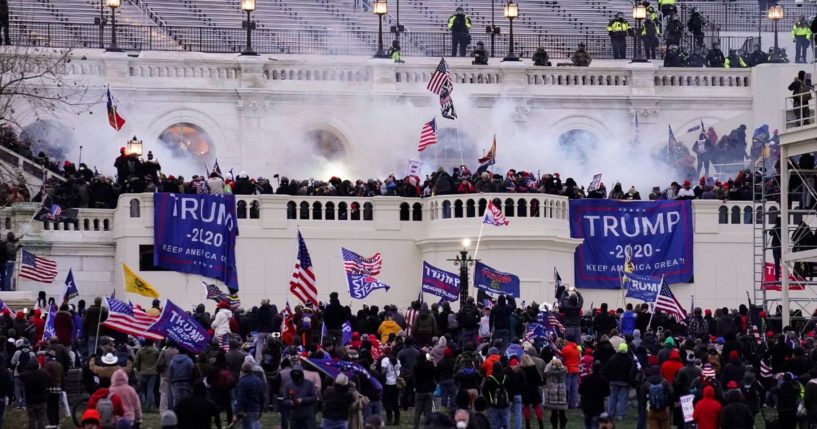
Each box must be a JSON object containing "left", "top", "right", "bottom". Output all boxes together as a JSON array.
[
  {"left": 110, "top": 368, "right": 142, "bottom": 428},
  {"left": 174, "top": 381, "right": 219, "bottom": 429},
  {"left": 412, "top": 303, "right": 437, "bottom": 347},
  {"left": 235, "top": 361, "right": 265, "bottom": 429},
  {"left": 719, "top": 386, "right": 753, "bottom": 429},
  {"left": 19, "top": 358, "right": 48, "bottom": 429},
  {"left": 692, "top": 386, "right": 721, "bottom": 429},
  {"left": 720, "top": 351, "right": 745, "bottom": 388},
  {"left": 322, "top": 373, "right": 355, "bottom": 429},
  {"left": 659, "top": 350, "right": 683, "bottom": 384},
  {"left": 604, "top": 343, "right": 634, "bottom": 421},
  {"left": 285, "top": 365, "right": 318, "bottom": 429},
  {"left": 619, "top": 304, "right": 636, "bottom": 336},
  {"left": 579, "top": 361, "right": 609, "bottom": 429},
  {"left": 774, "top": 372, "right": 801, "bottom": 429}
]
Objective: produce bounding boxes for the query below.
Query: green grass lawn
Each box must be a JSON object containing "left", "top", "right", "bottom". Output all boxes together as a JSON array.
[{"left": 2, "top": 404, "right": 774, "bottom": 429}]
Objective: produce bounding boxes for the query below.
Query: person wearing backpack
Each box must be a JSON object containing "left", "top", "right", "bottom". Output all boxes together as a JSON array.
[
  {"left": 19, "top": 359, "right": 47, "bottom": 429},
  {"left": 642, "top": 366, "right": 673, "bottom": 429},
  {"left": 87, "top": 378, "right": 124, "bottom": 429},
  {"left": 458, "top": 297, "right": 480, "bottom": 348},
  {"left": 10, "top": 338, "right": 34, "bottom": 408},
  {"left": 109, "top": 369, "right": 142, "bottom": 429},
  {"left": 207, "top": 351, "right": 235, "bottom": 427},
  {"left": 482, "top": 361, "right": 511, "bottom": 429},
  {"left": 134, "top": 339, "right": 159, "bottom": 412},
  {"left": 412, "top": 304, "right": 437, "bottom": 347},
  {"left": 168, "top": 349, "right": 194, "bottom": 409}
]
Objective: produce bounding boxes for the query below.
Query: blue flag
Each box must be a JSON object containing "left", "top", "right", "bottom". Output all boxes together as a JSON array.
[
  {"left": 623, "top": 273, "right": 663, "bottom": 303},
  {"left": 525, "top": 322, "right": 547, "bottom": 342},
  {"left": 153, "top": 193, "right": 239, "bottom": 290},
  {"left": 64, "top": 269, "right": 79, "bottom": 301},
  {"left": 341, "top": 248, "right": 390, "bottom": 300},
  {"left": 147, "top": 300, "right": 211, "bottom": 354},
  {"left": 342, "top": 321, "right": 353, "bottom": 345},
  {"left": 304, "top": 357, "right": 383, "bottom": 391},
  {"left": 473, "top": 261, "right": 521, "bottom": 298},
  {"left": 42, "top": 303, "right": 57, "bottom": 342},
  {"left": 421, "top": 261, "right": 460, "bottom": 302}
]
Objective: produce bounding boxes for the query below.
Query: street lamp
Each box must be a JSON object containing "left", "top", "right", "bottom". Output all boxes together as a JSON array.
[
  {"left": 373, "top": 0, "right": 389, "bottom": 58},
  {"left": 486, "top": 0, "right": 500, "bottom": 57},
  {"left": 127, "top": 136, "right": 143, "bottom": 156},
  {"left": 390, "top": 0, "right": 405, "bottom": 41},
  {"left": 241, "top": 0, "right": 258, "bottom": 56},
  {"left": 769, "top": 5, "right": 785, "bottom": 63},
  {"left": 449, "top": 238, "right": 477, "bottom": 304},
  {"left": 502, "top": 0, "right": 520, "bottom": 61},
  {"left": 105, "top": 0, "right": 122, "bottom": 52},
  {"left": 631, "top": 2, "right": 648, "bottom": 63}
]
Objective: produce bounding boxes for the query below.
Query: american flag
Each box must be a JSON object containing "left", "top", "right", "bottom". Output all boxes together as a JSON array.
[
  {"left": 20, "top": 249, "right": 58, "bottom": 283},
  {"left": 341, "top": 248, "right": 382, "bottom": 276},
  {"left": 224, "top": 292, "right": 241, "bottom": 311},
  {"left": 426, "top": 57, "right": 452, "bottom": 94},
  {"left": 538, "top": 310, "right": 564, "bottom": 334},
  {"left": 290, "top": 230, "right": 318, "bottom": 307},
  {"left": 760, "top": 358, "right": 772, "bottom": 378},
  {"left": 102, "top": 297, "right": 163, "bottom": 341},
  {"left": 405, "top": 306, "right": 417, "bottom": 336},
  {"left": 47, "top": 204, "right": 62, "bottom": 221},
  {"left": 417, "top": 118, "right": 438, "bottom": 152},
  {"left": 483, "top": 200, "right": 509, "bottom": 226},
  {"left": 0, "top": 299, "right": 10, "bottom": 316},
  {"left": 203, "top": 281, "right": 225, "bottom": 302},
  {"left": 654, "top": 280, "right": 687, "bottom": 324},
  {"left": 525, "top": 323, "right": 547, "bottom": 342}
]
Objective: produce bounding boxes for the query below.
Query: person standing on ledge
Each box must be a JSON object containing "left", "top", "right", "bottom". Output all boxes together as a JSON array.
[
  {"left": 607, "top": 12, "right": 631, "bottom": 60},
  {"left": 793, "top": 15, "right": 812, "bottom": 64},
  {"left": 448, "top": 7, "right": 472, "bottom": 57}
]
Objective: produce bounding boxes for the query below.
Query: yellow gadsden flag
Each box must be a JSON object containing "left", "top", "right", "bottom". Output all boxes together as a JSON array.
[{"left": 122, "top": 262, "right": 160, "bottom": 299}]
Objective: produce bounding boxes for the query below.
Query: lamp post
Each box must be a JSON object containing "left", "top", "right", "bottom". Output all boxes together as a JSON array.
[
  {"left": 373, "top": 0, "right": 389, "bottom": 58},
  {"left": 241, "top": 0, "right": 258, "bottom": 56},
  {"left": 127, "top": 136, "right": 143, "bottom": 157},
  {"left": 390, "top": 0, "right": 405, "bottom": 42},
  {"left": 449, "top": 238, "right": 477, "bottom": 304},
  {"left": 105, "top": 0, "right": 122, "bottom": 52},
  {"left": 502, "top": 0, "right": 519, "bottom": 61},
  {"left": 769, "top": 5, "right": 784, "bottom": 62},
  {"left": 631, "top": 2, "right": 648, "bottom": 62},
  {"left": 486, "top": 0, "right": 500, "bottom": 57}
]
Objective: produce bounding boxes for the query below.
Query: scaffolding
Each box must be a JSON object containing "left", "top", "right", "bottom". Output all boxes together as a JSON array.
[{"left": 753, "top": 93, "right": 817, "bottom": 329}]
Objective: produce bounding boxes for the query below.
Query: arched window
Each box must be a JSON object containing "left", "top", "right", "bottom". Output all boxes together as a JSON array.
[
  {"left": 312, "top": 202, "right": 323, "bottom": 220},
  {"left": 83, "top": 219, "right": 90, "bottom": 230},
  {"left": 363, "top": 202, "right": 373, "bottom": 221},
  {"left": 504, "top": 198, "right": 514, "bottom": 217},
  {"left": 4, "top": 217, "right": 10, "bottom": 229},
  {"left": 400, "top": 203, "right": 410, "bottom": 221},
  {"left": 466, "top": 200, "right": 476, "bottom": 218},
  {"left": 325, "top": 202, "right": 335, "bottom": 220},
  {"left": 103, "top": 219, "right": 110, "bottom": 231},
  {"left": 718, "top": 206, "right": 728, "bottom": 224},
  {"left": 442, "top": 200, "right": 452, "bottom": 219},
  {"left": 129, "top": 199, "right": 140, "bottom": 218},
  {"left": 93, "top": 219, "right": 100, "bottom": 231},
  {"left": 237, "top": 200, "right": 248, "bottom": 219},
  {"left": 518, "top": 199, "right": 527, "bottom": 217},
  {"left": 743, "top": 206, "right": 753, "bottom": 224},
  {"left": 338, "top": 202, "right": 348, "bottom": 220},
  {"left": 250, "top": 200, "right": 260, "bottom": 219},
  {"left": 755, "top": 206, "right": 763, "bottom": 224},
  {"left": 158, "top": 122, "right": 214, "bottom": 163},
  {"left": 730, "top": 206, "right": 740, "bottom": 224},
  {"left": 530, "top": 199, "right": 540, "bottom": 217},
  {"left": 287, "top": 201, "right": 297, "bottom": 219},
  {"left": 299, "top": 202, "right": 310, "bottom": 220},
  {"left": 412, "top": 203, "right": 423, "bottom": 221},
  {"left": 478, "top": 199, "right": 487, "bottom": 217},
  {"left": 454, "top": 200, "right": 464, "bottom": 218},
  {"left": 351, "top": 202, "right": 361, "bottom": 220}
]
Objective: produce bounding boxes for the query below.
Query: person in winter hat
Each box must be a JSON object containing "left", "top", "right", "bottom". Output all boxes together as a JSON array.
[{"left": 692, "top": 385, "right": 721, "bottom": 429}]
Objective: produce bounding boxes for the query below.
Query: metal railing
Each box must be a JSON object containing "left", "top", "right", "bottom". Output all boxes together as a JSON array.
[
  {"left": 8, "top": 20, "right": 756, "bottom": 60},
  {"left": 681, "top": 1, "right": 817, "bottom": 32},
  {"left": 784, "top": 92, "right": 817, "bottom": 131}
]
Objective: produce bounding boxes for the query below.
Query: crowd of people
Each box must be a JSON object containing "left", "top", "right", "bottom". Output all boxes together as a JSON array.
[{"left": 0, "top": 286, "right": 815, "bottom": 429}]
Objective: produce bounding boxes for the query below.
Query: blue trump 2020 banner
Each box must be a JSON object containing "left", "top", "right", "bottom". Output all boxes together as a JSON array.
[
  {"left": 147, "top": 300, "right": 211, "bottom": 354},
  {"left": 422, "top": 261, "right": 460, "bottom": 302},
  {"left": 569, "top": 200, "right": 693, "bottom": 289},
  {"left": 623, "top": 273, "right": 663, "bottom": 303},
  {"left": 473, "top": 261, "right": 520, "bottom": 298},
  {"left": 154, "top": 193, "right": 239, "bottom": 290}
]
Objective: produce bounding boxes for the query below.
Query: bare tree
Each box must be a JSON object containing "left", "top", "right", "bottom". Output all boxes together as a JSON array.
[{"left": 0, "top": 46, "right": 98, "bottom": 130}]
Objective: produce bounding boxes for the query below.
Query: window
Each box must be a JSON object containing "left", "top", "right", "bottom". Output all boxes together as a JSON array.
[{"left": 139, "top": 245, "right": 168, "bottom": 271}]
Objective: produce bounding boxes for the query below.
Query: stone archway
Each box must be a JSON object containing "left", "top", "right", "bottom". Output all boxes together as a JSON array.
[{"left": 157, "top": 122, "right": 215, "bottom": 163}]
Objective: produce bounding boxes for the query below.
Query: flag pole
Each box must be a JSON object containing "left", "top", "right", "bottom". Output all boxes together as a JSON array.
[
  {"left": 453, "top": 118, "right": 465, "bottom": 167},
  {"left": 647, "top": 275, "right": 664, "bottom": 331},
  {"left": 472, "top": 218, "right": 487, "bottom": 261}
]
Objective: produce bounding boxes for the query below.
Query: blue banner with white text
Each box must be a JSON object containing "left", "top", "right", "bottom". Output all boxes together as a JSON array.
[
  {"left": 623, "top": 273, "right": 663, "bottom": 303},
  {"left": 473, "top": 262, "right": 520, "bottom": 298},
  {"left": 154, "top": 193, "right": 239, "bottom": 290},
  {"left": 421, "top": 261, "right": 460, "bottom": 302},
  {"left": 569, "top": 200, "right": 693, "bottom": 289},
  {"left": 147, "top": 300, "right": 211, "bottom": 354}
]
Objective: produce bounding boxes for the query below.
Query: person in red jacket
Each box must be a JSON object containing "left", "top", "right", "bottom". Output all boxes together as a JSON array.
[
  {"left": 86, "top": 378, "right": 125, "bottom": 421},
  {"left": 561, "top": 335, "right": 581, "bottom": 408},
  {"left": 692, "top": 385, "right": 722, "bottom": 429},
  {"left": 660, "top": 350, "right": 683, "bottom": 384},
  {"left": 54, "top": 304, "right": 74, "bottom": 347},
  {"left": 29, "top": 309, "right": 45, "bottom": 342}
]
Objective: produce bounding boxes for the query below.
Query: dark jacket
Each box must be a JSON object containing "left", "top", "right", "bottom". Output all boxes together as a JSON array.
[
  {"left": 413, "top": 358, "right": 437, "bottom": 394},
  {"left": 19, "top": 361, "right": 49, "bottom": 405},
  {"left": 235, "top": 373, "right": 266, "bottom": 414},
  {"left": 322, "top": 383, "right": 355, "bottom": 421},
  {"left": 719, "top": 389, "right": 754, "bottom": 429},
  {"left": 604, "top": 352, "right": 634, "bottom": 384},
  {"left": 174, "top": 384, "right": 218, "bottom": 429},
  {"left": 256, "top": 304, "right": 275, "bottom": 333},
  {"left": 284, "top": 371, "right": 318, "bottom": 419},
  {"left": 579, "top": 371, "right": 610, "bottom": 416},
  {"left": 489, "top": 302, "right": 512, "bottom": 331}
]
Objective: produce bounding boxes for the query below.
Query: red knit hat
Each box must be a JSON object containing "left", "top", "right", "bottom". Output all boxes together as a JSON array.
[
  {"left": 729, "top": 351, "right": 739, "bottom": 362},
  {"left": 727, "top": 381, "right": 738, "bottom": 389}
]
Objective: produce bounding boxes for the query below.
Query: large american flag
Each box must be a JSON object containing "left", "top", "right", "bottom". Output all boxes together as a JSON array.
[
  {"left": 290, "top": 230, "right": 318, "bottom": 307},
  {"left": 341, "top": 248, "right": 382, "bottom": 276},
  {"left": 102, "top": 297, "right": 163, "bottom": 341},
  {"left": 417, "top": 118, "right": 438, "bottom": 152},
  {"left": 426, "top": 57, "right": 452, "bottom": 94},
  {"left": 483, "top": 200, "right": 509, "bottom": 226},
  {"left": 655, "top": 280, "right": 687, "bottom": 324},
  {"left": 20, "top": 249, "right": 58, "bottom": 283}
]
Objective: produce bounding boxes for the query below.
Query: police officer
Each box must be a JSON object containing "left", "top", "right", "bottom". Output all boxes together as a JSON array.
[
  {"left": 747, "top": 44, "right": 769, "bottom": 67},
  {"left": 665, "top": 13, "right": 684, "bottom": 49},
  {"left": 663, "top": 44, "right": 684, "bottom": 67},
  {"left": 641, "top": 13, "right": 660, "bottom": 59},
  {"left": 724, "top": 49, "right": 748, "bottom": 68},
  {"left": 792, "top": 15, "right": 812, "bottom": 63},
  {"left": 532, "top": 47, "right": 551, "bottom": 66},
  {"left": 687, "top": 46, "right": 706, "bottom": 67},
  {"left": 607, "top": 12, "right": 631, "bottom": 59},
  {"left": 448, "top": 7, "right": 472, "bottom": 57},
  {"left": 658, "top": 0, "right": 676, "bottom": 20},
  {"left": 706, "top": 41, "right": 725, "bottom": 67},
  {"left": 471, "top": 41, "right": 488, "bottom": 65},
  {"left": 687, "top": 7, "right": 705, "bottom": 47},
  {"left": 571, "top": 43, "right": 592, "bottom": 66}
]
